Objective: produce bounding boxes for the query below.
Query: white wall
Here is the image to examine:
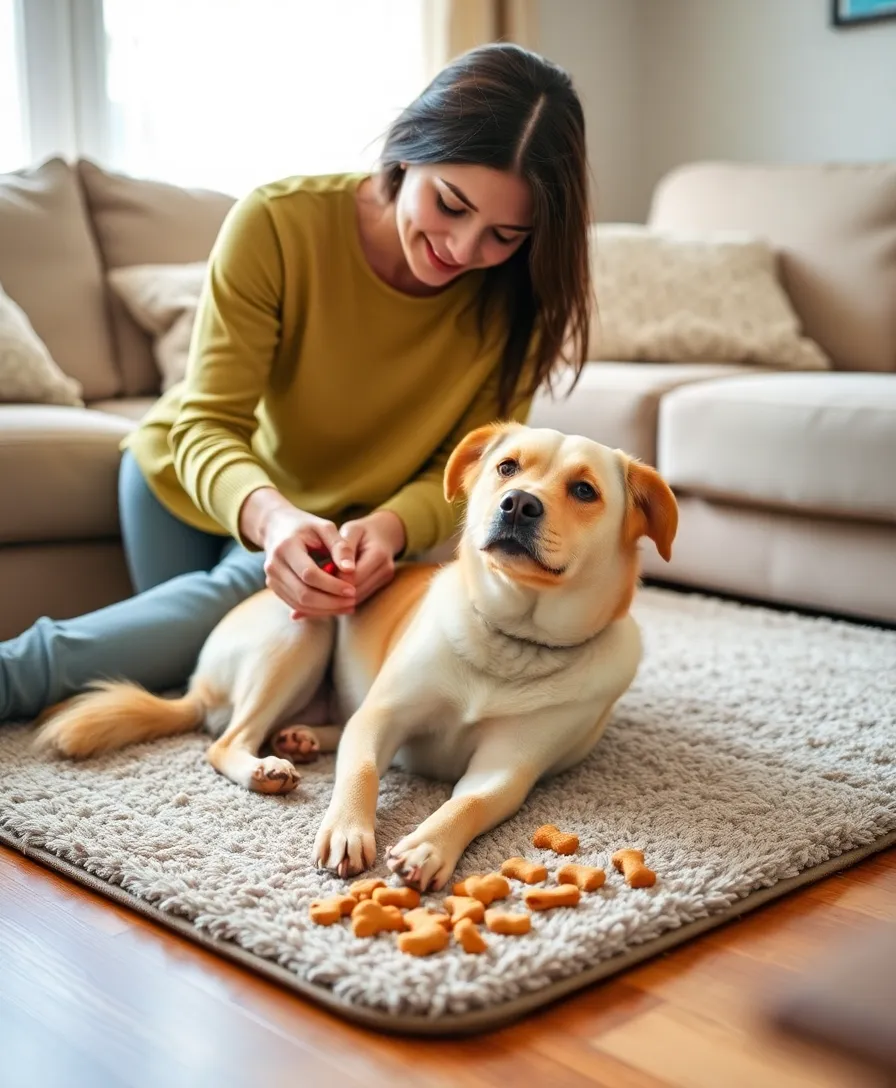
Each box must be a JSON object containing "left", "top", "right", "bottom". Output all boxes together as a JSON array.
[
  {"left": 537, "top": 0, "right": 642, "bottom": 222},
  {"left": 539, "top": 0, "right": 896, "bottom": 222}
]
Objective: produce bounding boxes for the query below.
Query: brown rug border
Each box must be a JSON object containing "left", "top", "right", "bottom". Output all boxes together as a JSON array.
[{"left": 3, "top": 827, "right": 894, "bottom": 1037}]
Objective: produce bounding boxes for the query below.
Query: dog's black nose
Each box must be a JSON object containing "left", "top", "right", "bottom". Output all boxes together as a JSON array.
[{"left": 500, "top": 489, "right": 544, "bottom": 525}]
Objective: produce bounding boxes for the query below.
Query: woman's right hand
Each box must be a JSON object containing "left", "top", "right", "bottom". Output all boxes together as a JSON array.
[{"left": 239, "top": 488, "right": 358, "bottom": 618}]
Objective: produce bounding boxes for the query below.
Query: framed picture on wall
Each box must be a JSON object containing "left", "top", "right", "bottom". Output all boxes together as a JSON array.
[{"left": 832, "top": 0, "right": 896, "bottom": 26}]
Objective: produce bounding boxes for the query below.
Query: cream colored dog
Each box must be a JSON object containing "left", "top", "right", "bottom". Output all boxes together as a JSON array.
[{"left": 35, "top": 423, "right": 677, "bottom": 892}]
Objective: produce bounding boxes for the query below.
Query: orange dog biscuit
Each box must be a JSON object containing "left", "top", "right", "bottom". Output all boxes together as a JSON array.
[
  {"left": 397, "top": 909, "right": 451, "bottom": 956},
  {"left": 309, "top": 893, "right": 357, "bottom": 926},
  {"left": 532, "top": 824, "right": 579, "bottom": 855},
  {"left": 484, "top": 909, "right": 532, "bottom": 936},
  {"left": 372, "top": 886, "right": 421, "bottom": 910},
  {"left": 454, "top": 917, "right": 488, "bottom": 954},
  {"left": 524, "top": 883, "right": 581, "bottom": 910},
  {"left": 350, "top": 899, "right": 406, "bottom": 937},
  {"left": 404, "top": 907, "right": 452, "bottom": 931},
  {"left": 451, "top": 873, "right": 511, "bottom": 905},
  {"left": 557, "top": 863, "right": 606, "bottom": 892},
  {"left": 612, "top": 848, "right": 656, "bottom": 888},
  {"left": 348, "top": 877, "right": 387, "bottom": 900},
  {"left": 500, "top": 856, "right": 548, "bottom": 884},
  {"left": 444, "top": 895, "right": 485, "bottom": 925}
]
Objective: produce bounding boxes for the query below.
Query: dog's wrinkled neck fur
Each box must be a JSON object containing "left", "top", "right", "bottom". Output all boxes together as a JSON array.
[{"left": 457, "top": 533, "right": 632, "bottom": 653}]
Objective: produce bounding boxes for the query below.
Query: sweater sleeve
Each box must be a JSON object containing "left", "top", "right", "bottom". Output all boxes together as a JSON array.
[
  {"left": 377, "top": 368, "right": 535, "bottom": 557},
  {"left": 168, "top": 189, "right": 285, "bottom": 545}
]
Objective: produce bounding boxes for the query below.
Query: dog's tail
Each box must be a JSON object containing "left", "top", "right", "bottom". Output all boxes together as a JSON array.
[{"left": 33, "top": 680, "right": 211, "bottom": 759}]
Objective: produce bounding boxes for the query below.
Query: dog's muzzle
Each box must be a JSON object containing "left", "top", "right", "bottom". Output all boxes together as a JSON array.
[{"left": 482, "top": 489, "right": 544, "bottom": 560}]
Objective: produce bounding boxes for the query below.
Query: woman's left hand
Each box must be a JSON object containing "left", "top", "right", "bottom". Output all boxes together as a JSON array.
[{"left": 338, "top": 511, "right": 407, "bottom": 607}]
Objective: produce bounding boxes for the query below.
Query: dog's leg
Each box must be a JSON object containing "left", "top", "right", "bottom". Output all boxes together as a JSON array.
[
  {"left": 270, "top": 724, "right": 342, "bottom": 763},
  {"left": 312, "top": 696, "right": 422, "bottom": 878},
  {"left": 386, "top": 711, "right": 594, "bottom": 892},
  {"left": 386, "top": 760, "right": 538, "bottom": 892},
  {"left": 206, "top": 618, "right": 334, "bottom": 794}
]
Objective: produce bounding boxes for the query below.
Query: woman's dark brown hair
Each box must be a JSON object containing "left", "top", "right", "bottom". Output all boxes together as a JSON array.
[{"left": 379, "top": 42, "right": 591, "bottom": 415}]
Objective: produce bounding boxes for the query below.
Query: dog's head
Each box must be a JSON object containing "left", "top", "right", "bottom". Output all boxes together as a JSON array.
[{"left": 444, "top": 422, "right": 678, "bottom": 624}]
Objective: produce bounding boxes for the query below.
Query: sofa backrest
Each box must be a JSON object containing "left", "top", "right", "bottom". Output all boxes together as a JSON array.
[
  {"left": 648, "top": 162, "right": 896, "bottom": 374},
  {"left": 77, "top": 160, "right": 235, "bottom": 397},
  {"left": 0, "top": 158, "right": 121, "bottom": 400}
]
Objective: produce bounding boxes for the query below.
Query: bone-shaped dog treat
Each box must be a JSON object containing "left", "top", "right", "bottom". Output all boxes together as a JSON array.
[
  {"left": 451, "top": 873, "right": 511, "bottom": 905},
  {"left": 348, "top": 877, "right": 387, "bottom": 900},
  {"left": 397, "top": 908, "right": 451, "bottom": 956},
  {"left": 404, "top": 907, "right": 452, "bottom": 931},
  {"left": 350, "top": 899, "right": 406, "bottom": 937},
  {"left": 454, "top": 917, "right": 488, "bottom": 954},
  {"left": 372, "top": 885, "right": 421, "bottom": 909},
  {"left": 556, "top": 862, "right": 606, "bottom": 892},
  {"left": 308, "top": 893, "right": 358, "bottom": 926},
  {"left": 484, "top": 909, "right": 532, "bottom": 935},
  {"left": 532, "top": 824, "right": 579, "bottom": 855},
  {"left": 524, "top": 883, "right": 581, "bottom": 910},
  {"left": 500, "top": 856, "right": 548, "bottom": 884},
  {"left": 444, "top": 895, "right": 485, "bottom": 925},
  {"left": 612, "top": 848, "right": 656, "bottom": 888}
]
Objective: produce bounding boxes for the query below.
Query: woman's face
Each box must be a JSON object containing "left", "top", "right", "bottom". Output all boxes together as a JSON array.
[{"left": 395, "top": 164, "right": 532, "bottom": 288}]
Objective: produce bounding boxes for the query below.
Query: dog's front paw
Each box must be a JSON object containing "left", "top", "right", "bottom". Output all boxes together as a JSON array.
[
  {"left": 313, "top": 813, "right": 376, "bottom": 879},
  {"left": 249, "top": 756, "right": 301, "bottom": 794},
  {"left": 386, "top": 836, "right": 455, "bottom": 892}
]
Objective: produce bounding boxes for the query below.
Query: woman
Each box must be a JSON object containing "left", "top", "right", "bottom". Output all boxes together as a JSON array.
[{"left": 0, "top": 42, "right": 592, "bottom": 723}]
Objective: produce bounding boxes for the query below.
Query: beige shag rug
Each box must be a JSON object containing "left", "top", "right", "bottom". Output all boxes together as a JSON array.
[{"left": 1, "top": 587, "right": 895, "bottom": 1035}]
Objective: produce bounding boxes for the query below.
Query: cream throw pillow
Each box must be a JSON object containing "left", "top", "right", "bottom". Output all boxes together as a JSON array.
[
  {"left": 108, "top": 262, "right": 207, "bottom": 391},
  {"left": 589, "top": 225, "right": 830, "bottom": 370},
  {"left": 0, "top": 283, "right": 84, "bottom": 406}
]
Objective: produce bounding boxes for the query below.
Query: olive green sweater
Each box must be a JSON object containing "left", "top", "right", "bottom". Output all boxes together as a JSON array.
[{"left": 124, "top": 173, "right": 533, "bottom": 556}]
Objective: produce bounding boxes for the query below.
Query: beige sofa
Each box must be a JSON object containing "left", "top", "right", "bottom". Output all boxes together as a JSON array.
[{"left": 1, "top": 158, "right": 894, "bottom": 641}]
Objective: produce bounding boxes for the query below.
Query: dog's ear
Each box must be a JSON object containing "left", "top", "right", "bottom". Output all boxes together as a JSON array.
[
  {"left": 622, "top": 457, "right": 679, "bottom": 562},
  {"left": 444, "top": 423, "right": 512, "bottom": 502}
]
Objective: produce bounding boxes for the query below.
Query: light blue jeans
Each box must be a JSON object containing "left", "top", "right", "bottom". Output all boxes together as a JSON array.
[{"left": 0, "top": 451, "right": 266, "bottom": 722}]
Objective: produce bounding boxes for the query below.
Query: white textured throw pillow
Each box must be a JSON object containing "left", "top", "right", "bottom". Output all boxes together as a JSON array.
[
  {"left": 108, "top": 263, "right": 207, "bottom": 391},
  {"left": 0, "top": 283, "right": 84, "bottom": 406},
  {"left": 589, "top": 225, "right": 830, "bottom": 370}
]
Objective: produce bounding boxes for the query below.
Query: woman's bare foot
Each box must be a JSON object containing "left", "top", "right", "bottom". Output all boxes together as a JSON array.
[{"left": 271, "top": 726, "right": 320, "bottom": 764}]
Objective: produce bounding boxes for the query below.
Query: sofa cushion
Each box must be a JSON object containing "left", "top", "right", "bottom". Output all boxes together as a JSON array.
[
  {"left": 77, "top": 159, "right": 235, "bottom": 397},
  {"left": 658, "top": 374, "right": 896, "bottom": 524},
  {"left": 0, "top": 283, "right": 84, "bottom": 405},
  {"left": 0, "top": 158, "right": 120, "bottom": 399},
  {"left": 529, "top": 361, "right": 762, "bottom": 465},
  {"left": 90, "top": 396, "right": 157, "bottom": 423},
  {"left": 649, "top": 162, "right": 896, "bottom": 374},
  {"left": 0, "top": 405, "right": 134, "bottom": 544}
]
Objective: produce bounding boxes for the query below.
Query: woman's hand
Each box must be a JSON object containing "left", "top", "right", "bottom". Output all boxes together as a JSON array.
[
  {"left": 338, "top": 510, "right": 407, "bottom": 607},
  {"left": 239, "top": 488, "right": 357, "bottom": 618}
]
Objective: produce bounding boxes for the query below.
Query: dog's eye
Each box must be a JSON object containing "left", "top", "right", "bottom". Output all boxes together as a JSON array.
[
  {"left": 570, "top": 481, "right": 598, "bottom": 502},
  {"left": 497, "top": 459, "right": 519, "bottom": 478}
]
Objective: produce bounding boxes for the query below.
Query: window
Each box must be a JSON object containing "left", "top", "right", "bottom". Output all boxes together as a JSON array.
[
  {"left": 6, "top": 0, "right": 426, "bottom": 194},
  {"left": 102, "top": 0, "right": 427, "bottom": 194},
  {"left": 0, "top": 0, "right": 28, "bottom": 172}
]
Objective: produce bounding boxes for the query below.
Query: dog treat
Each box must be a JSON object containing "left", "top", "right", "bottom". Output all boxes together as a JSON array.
[
  {"left": 350, "top": 899, "right": 406, "bottom": 938},
  {"left": 484, "top": 909, "right": 532, "bottom": 936},
  {"left": 500, "top": 856, "right": 548, "bottom": 884},
  {"left": 451, "top": 873, "right": 511, "bottom": 905},
  {"left": 309, "top": 893, "right": 358, "bottom": 926},
  {"left": 348, "top": 877, "right": 387, "bottom": 900},
  {"left": 397, "top": 910, "right": 451, "bottom": 956},
  {"left": 524, "top": 883, "right": 581, "bottom": 911},
  {"left": 372, "top": 885, "right": 421, "bottom": 910},
  {"left": 557, "top": 863, "right": 606, "bottom": 892},
  {"left": 453, "top": 917, "right": 488, "bottom": 954},
  {"left": 444, "top": 895, "right": 486, "bottom": 925},
  {"left": 532, "top": 824, "right": 579, "bottom": 855},
  {"left": 404, "top": 907, "right": 452, "bottom": 931},
  {"left": 612, "top": 848, "right": 657, "bottom": 888}
]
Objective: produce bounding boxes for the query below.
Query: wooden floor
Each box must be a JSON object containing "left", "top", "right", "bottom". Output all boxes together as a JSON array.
[{"left": 2, "top": 845, "right": 893, "bottom": 1088}]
